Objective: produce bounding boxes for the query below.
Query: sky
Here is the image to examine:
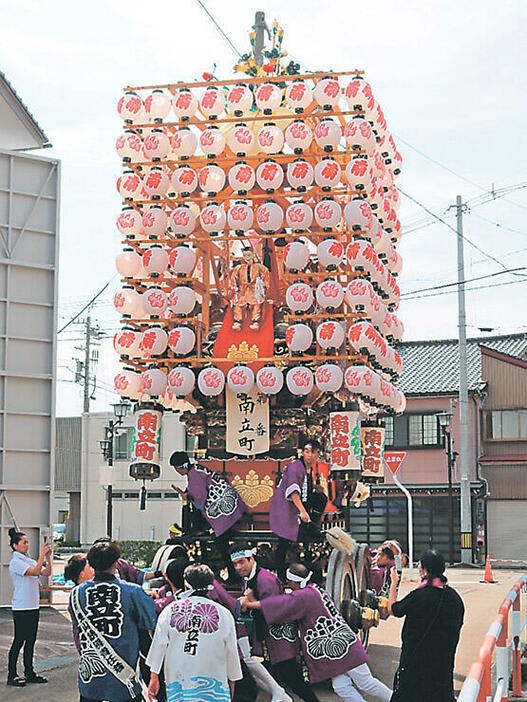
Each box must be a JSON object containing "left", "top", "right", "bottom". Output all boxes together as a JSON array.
[{"left": 1, "top": 0, "right": 526, "bottom": 416}]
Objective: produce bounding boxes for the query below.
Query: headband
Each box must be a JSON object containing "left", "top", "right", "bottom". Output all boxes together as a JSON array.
[
  {"left": 169, "top": 525, "right": 182, "bottom": 535},
  {"left": 286, "top": 568, "right": 312, "bottom": 588},
  {"left": 182, "top": 581, "right": 215, "bottom": 596},
  {"left": 231, "top": 548, "right": 257, "bottom": 561}
]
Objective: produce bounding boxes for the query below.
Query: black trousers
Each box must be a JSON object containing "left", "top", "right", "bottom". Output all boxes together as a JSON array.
[
  {"left": 80, "top": 697, "right": 142, "bottom": 702},
  {"left": 272, "top": 657, "right": 320, "bottom": 702},
  {"left": 8, "top": 608, "right": 39, "bottom": 679},
  {"left": 216, "top": 529, "right": 238, "bottom": 581}
]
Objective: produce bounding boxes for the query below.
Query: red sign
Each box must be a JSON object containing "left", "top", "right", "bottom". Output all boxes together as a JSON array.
[{"left": 385, "top": 451, "right": 406, "bottom": 476}]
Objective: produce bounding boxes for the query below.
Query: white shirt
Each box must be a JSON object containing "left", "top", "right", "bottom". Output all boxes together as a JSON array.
[{"left": 9, "top": 551, "right": 40, "bottom": 610}]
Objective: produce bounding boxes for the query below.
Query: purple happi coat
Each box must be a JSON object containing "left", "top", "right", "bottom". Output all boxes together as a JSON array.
[
  {"left": 208, "top": 579, "right": 248, "bottom": 640},
  {"left": 269, "top": 458, "right": 306, "bottom": 541},
  {"left": 245, "top": 564, "right": 298, "bottom": 665},
  {"left": 117, "top": 558, "right": 145, "bottom": 585},
  {"left": 187, "top": 464, "right": 246, "bottom": 537},
  {"left": 369, "top": 549, "right": 395, "bottom": 597},
  {"left": 261, "top": 584, "right": 368, "bottom": 683}
]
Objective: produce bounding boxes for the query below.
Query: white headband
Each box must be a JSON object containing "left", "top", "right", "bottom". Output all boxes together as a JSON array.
[
  {"left": 182, "top": 580, "right": 215, "bottom": 595},
  {"left": 286, "top": 569, "right": 312, "bottom": 588},
  {"left": 231, "top": 548, "right": 256, "bottom": 562}
]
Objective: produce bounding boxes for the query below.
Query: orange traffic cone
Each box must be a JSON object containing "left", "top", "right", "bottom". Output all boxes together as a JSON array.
[{"left": 481, "top": 555, "right": 498, "bottom": 584}]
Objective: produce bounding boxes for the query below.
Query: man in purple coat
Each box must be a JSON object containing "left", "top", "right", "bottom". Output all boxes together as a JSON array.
[{"left": 242, "top": 563, "right": 392, "bottom": 702}]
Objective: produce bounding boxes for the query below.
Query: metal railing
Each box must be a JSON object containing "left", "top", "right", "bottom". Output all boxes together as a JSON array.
[{"left": 458, "top": 574, "right": 527, "bottom": 701}]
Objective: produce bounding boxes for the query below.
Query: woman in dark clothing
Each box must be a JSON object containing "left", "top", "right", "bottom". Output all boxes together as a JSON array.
[{"left": 388, "top": 550, "right": 464, "bottom": 702}]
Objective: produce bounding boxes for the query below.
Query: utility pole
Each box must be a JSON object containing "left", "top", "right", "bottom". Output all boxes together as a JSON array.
[
  {"left": 456, "top": 195, "right": 472, "bottom": 564},
  {"left": 83, "top": 315, "right": 91, "bottom": 413},
  {"left": 75, "top": 316, "right": 102, "bottom": 414},
  {"left": 253, "top": 11, "right": 270, "bottom": 66}
]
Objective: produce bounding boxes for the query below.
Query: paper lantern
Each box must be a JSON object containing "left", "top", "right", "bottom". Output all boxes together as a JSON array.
[
  {"left": 198, "top": 164, "right": 225, "bottom": 194},
  {"left": 114, "top": 287, "right": 141, "bottom": 315},
  {"left": 143, "top": 166, "right": 169, "bottom": 197},
  {"left": 199, "top": 86, "right": 225, "bottom": 119},
  {"left": 116, "top": 130, "right": 143, "bottom": 162},
  {"left": 141, "top": 368, "right": 167, "bottom": 396},
  {"left": 314, "top": 118, "right": 342, "bottom": 151},
  {"left": 257, "top": 124, "right": 284, "bottom": 154},
  {"left": 114, "top": 328, "right": 142, "bottom": 357},
  {"left": 286, "top": 159, "right": 314, "bottom": 190},
  {"left": 285, "top": 323, "right": 313, "bottom": 352},
  {"left": 370, "top": 180, "right": 385, "bottom": 212},
  {"left": 392, "top": 150, "right": 403, "bottom": 176},
  {"left": 168, "top": 286, "right": 196, "bottom": 315},
  {"left": 142, "top": 206, "right": 168, "bottom": 237},
  {"left": 227, "top": 84, "right": 253, "bottom": 114},
  {"left": 386, "top": 183, "right": 401, "bottom": 211},
  {"left": 316, "top": 320, "right": 345, "bottom": 349},
  {"left": 227, "top": 202, "right": 254, "bottom": 232},
  {"left": 255, "top": 82, "right": 282, "bottom": 113},
  {"left": 140, "top": 326, "right": 168, "bottom": 356},
  {"left": 344, "top": 118, "right": 377, "bottom": 155},
  {"left": 256, "top": 160, "right": 284, "bottom": 191},
  {"left": 172, "top": 88, "right": 198, "bottom": 119},
  {"left": 169, "top": 245, "right": 196, "bottom": 275},
  {"left": 344, "top": 365, "right": 377, "bottom": 397},
  {"left": 168, "top": 366, "right": 195, "bottom": 397},
  {"left": 286, "top": 282, "right": 313, "bottom": 312},
  {"left": 313, "top": 77, "right": 341, "bottom": 108},
  {"left": 317, "top": 238, "right": 344, "bottom": 269},
  {"left": 117, "top": 91, "right": 144, "bottom": 122},
  {"left": 389, "top": 251, "right": 403, "bottom": 276},
  {"left": 346, "top": 239, "right": 377, "bottom": 276},
  {"left": 314, "top": 199, "right": 342, "bottom": 230},
  {"left": 285, "top": 203, "right": 313, "bottom": 231},
  {"left": 375, "top": 230, "right": 394, "bottom": 262},
  {"left": 143, "top": 246, "right": 169, "bottom": 276},
  {"left": 200, "top": 203, "right": 226, "bottom": 233},
  {"left": 315, "top": 364, "right": 343, "bottom": 393},
  {"left": 345, "top": 157, "right": 376, "bottom": 196},
  {"left": 387, "top": 312, "right": 404, "bottom": 342},
  {"left": 228, "top": 162, "right": 255, "bottom": 193},
  {"left": 114, "top": 370, "right": 142, "bottom": 398},
  {"left": 368, "top": 214, "right": 383, "bottom": 247},
  {"left": 116, "top": 249, "right": 141, "bottom": 277},
  {"left": 348, "top": 322, "right": 388, "bottom": 366},
  {"left": 283, "top": 240, "right": 310, "bottom": 270},
  {"left": 314, "top": 158, "right": 342, "bottom": 189},
  {"left": 227, "top": 365, "right": 255, "bottom": 395},
  {"left": 168, "top": 326, "right": 196, "bottom": 355},
  {"left": 394, "top": 390, "right": 406, "bottom": 414},
  {"left": 227, "top": 124, "right": 255, "bottom": 156},
  {"left": 316, "top": 279, "right": 344, "bottom": 309},
  {"left": 256, "top": 201, "right": 284, "bottom": 233},
  {"left": 285, "top": 120, "right": 313, "bottom": 152},
  {"left": 256, "top": 366, "right": 284, "bottom": 395},
  {"left": 144, "top": 89, "right": 171, "bottom": 121},
  {"left": 171, "top": 166, "right": 198, "bottom": 194},
  {"left": 286, "top": 366, "right": 314, "bottom": 395},
  {"left": 117, "top": 207, "right": 143, "bottom": 239},
  {"left": 169, "top": 128, "right": 197, "bottom": 159},
  {"left": 198, "top": 366, "right": 225, "bottom": 396},
  {"left": 344, "top": 78, "right": 374, "bottom": 111},
  {"left": 285, "top": 79, "right": 313, "bottom": 112},
  {"left": 344, "top": 199, "right": 373, "bottom": 233},
  {"left": 345, "top": 278, "right": 374, "bottom": 310},
  {"left": 199, "top": 126, "right": 226, "bottom": 157},
  {"left": 169, "top": 205, "right": 196, "bottom": 236},
  {"left": 143, "top": 129, "right": 169, "bottom": 160},
  {"left": 117, "top": 170, "right": 143, "bottom": 200},
  {"left": 372, "top": 104, "right": 387, "bottom": 137},
  {"left": 372, "top": 151, "right": 387, "bottom": 186},
  {"left": 142, "top": 286, "right": 168, "bottom": 316}
]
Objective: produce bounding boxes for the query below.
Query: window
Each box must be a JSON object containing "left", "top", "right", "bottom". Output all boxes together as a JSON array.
[
  {"left": 114, "top": 427, "right": 133, "bottom": 460},
  {"left": 148, "top": 492, "right": 162, "bottom": 499},
  {"left": 485, "top": 410, "right": 527, "bottom": 440},
  {"left": 112, "top": 492, "right": 123, "bottom": 499},
  {"left": 124, "top": 492, "right": 139, "bottom": 499},
  {"left": 384, "top": 417, "right": 394, "bottom": 446},
  {"left": 384, "top": 414, "right": 441, "bottom": 449},
  {"left": 163, "top": 492, "right": 180, "bottom": 499}
]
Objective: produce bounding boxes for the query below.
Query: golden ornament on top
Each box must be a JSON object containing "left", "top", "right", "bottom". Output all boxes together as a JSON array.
[
  {"left": 232, "top": 470, "right": 274, "bottom": 508},
  {"left": 227, "top": 341, "right": 259, "bottom": 362}
]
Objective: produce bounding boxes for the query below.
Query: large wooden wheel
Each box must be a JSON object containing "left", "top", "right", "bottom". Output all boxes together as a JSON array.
[{"left": 355, "top": 543, "right": 371, "bottom": 647}]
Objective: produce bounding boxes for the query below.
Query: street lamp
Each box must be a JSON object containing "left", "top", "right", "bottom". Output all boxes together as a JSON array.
[
  {"left": 101, "top": 402, "right": 131, "bottom": 537},
  {"left": 112, "top": 400, "right": 130, "bottom": 421},
  {"left": 436, "top": 411, "right": 455, "bottom": 563}
]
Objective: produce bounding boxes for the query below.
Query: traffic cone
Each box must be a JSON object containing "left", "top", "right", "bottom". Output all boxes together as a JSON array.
[{"left": 481, "top": 555, "right": 498, "bottom": 584}]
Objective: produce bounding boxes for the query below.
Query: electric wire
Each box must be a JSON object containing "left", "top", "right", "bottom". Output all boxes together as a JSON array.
[
  {"left": 58, "top": 276, "right": 116, "bottom": 334},
  {"left": 194, "top": 0, "right": 242, "bottom": 58},
  {"left": 403, "top": 277, "right": 527, "bottom": 301},
  {"left": 401, "top": 267, "right": 527, "bottom": 298}
]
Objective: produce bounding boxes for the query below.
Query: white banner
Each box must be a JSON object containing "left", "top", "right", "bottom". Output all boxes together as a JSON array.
[
  {"left": 226, "top": 386, "right": 269, "bottom": 456},
  {"left": 330, "top": 411, "right": 361, "bottom": 472}
]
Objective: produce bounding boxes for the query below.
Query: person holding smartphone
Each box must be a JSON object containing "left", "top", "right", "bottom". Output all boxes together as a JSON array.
[{"left": 7, "top": 528, "right": 52, "bottom": 687}]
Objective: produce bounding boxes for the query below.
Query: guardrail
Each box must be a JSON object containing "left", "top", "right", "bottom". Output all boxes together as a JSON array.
[{"left": 458, "top": 574, "right": 527, "bottom": 702}]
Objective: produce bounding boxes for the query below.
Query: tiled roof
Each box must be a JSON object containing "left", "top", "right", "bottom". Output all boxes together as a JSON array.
[
  {"left": 397, "top": 333, "right": 527, "bottom": 395},
  {"left": 0, "top": 70, "right": 50, "bottom": 147}
]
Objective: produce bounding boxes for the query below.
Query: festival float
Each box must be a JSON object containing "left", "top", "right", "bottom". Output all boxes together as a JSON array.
[{"left": 113, "top": 14, "right": 406, "bottom": 642}]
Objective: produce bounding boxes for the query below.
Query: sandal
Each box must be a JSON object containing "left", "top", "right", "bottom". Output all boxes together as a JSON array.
[
  {"left": 26, "top": 674, "right": 48, "bottom": 684},
  {"left": 7, "top": 677, "right": 26, "bottom": 687}
]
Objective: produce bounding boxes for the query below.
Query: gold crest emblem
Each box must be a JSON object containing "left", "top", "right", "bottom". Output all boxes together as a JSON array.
[
  {"left": 227, "top": 341, "right": 259, "bottom": 362},
  {"left": 232, "top": 470, "right": 274, "bottom": 508}
]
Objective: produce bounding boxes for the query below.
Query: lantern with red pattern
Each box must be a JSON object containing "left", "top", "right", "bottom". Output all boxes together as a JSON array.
[
  {"left": 286, "top": 282, "right": 313, "bottom": 312},
  {"left": 169, "top": 245, "right": 196, "bottom": 275},
  {"left": 256, "top": 160, "right": 284, "bottom": 192},
  {"left": 142, "top": 286, "right": 168, "bottom": 316},
  {"left": 143, "top": 129, "right": 169, "bottom": 160},
  {"left": 200, "top": 203, "right": 226, "bottom": 234},
  {"left": 227, "top": 84, "right": 253, "bottom": 114},
  {"left": 114, "top": 370, "right": 142, "bottom": 398},
  {"left": 316, "top": 279, "right": 344, "bottom": 310},
  {"left": 344, "top": 157, "right": 376, "bottom": 196},
  {"left": 283, "top": 240, "right": 310, "bottom": 271},
  {"left": 140, "top": 326, "right": 168, "bottom": 356},
  {"left": 114, "top": 287, "right": 141, "bottom": 316},
  {"left": 227, "top": 124, "right": 255, "bottom": 156},
  {"left": 117, "top": 169, "right": 143, "bottom": 200},
  {"left": 116, "top": 249, "right": 141, "bottom": 277},
  {"left": 198, "top": 164, "right": 225, "bottom": 194},
  {"left": 344, "top": 199, "right": 373, "bottom": 234},
  {"left": 285, "top": 323, "right": 313, "bottom": 352},
  {"left": 317, "top": 238, "right": 344, "bottom": 269},
  {"left": 256, "top": 366, "right": 284, "bottom": 395},
  {"left": 116, "top": 130, "right": 143, "bottom": 162},
  {"left": 313, "top": 77, "right": 341, "bottom": 109},
  {"left": 144, "top": 167, "right": 169, "bottom": 198},
  {"left": 199, "top": 86, "right": 224, "bottom": 119},
  {"left": 255, "top": 201, "right": 284, "bottom": 233},
  {"left": 171, "top": 166, "right": 198, "bottom": 195},
  {"left": 286, "top": 366, "right": 314, "bottom": 395},
  {"left": 344, "top": 78, "right": 374, "bottom": 111},
  {"left": 315, "top": 364, "right": 343, "bottom": 393},
  {"left": 114, "top": 328, "right": 142, "bottom": 357},
  {"left": 142, "top": 206, "right": 168, "bottom": 237},
  {"left": 227, "top": 365, "right": 255, "bottom": 395},
  {"left": 168, "top": 286, "right": 196, "bottom": 315},
  {"left": 228, "top": 162, "right": 255, "bottom": 193},
  {"left": 314, "top": 158, "right": 342, "bottom": 189},
  {"left": 227, "top": 201, "right": 254, "bottom": 232},
  {"left": 169, "top": 205, "right": 196, "bottom": 236},
  {"left": 285, "top": 203, "right": 313, "bottom": 231},
  {"left": 117, "top": 207, "right": 143, "bottom": 239},
  {"left": 144, "top": 89, "right": 171, "bottom": 122},
  {"left": 316, "top": 320, "right": 345, "bottom": 349},
  {"left": 344, "top": 118, "right": 377, "bottom": 155},
  {"left": 344, "top": 365, "right": 377, "bottom": 401},
  {"left": 172, "top": 88, "right": 198, "bottom": 119},
  {"left": 143, "top": 246, "right": 169, "bottom": 276},
  {"left": 198, "top": 366, "right": 225, "bottom": 396},
  {"left": 314, "top": 199, "right": 342, "bottom": 230},
  {"left": 117, "top": 91, "right": 144, "bottom": 123},
  {"left": 257, "top": 124, "right": 284, "bottom": 154},
  {"left": 199, "top": 127, "right": 226, "bottom": 157},
  {"left": 169, "top": 128, "right": 197, "bottom": 159},
  {"left": 168, "top": 366, "right": 195, "bottom": 397},
  {"left": 168, "top": 326, "right": 196, "bottom": 355},
  {"left": 284, "top": 120, "right": 313, "bottom": 152},
  {"left": 345, "top": 278, "right": 373, "bottom": 311},
  {"left": 314, "top": 118, "right": 341, "bottom": 151},
  {"left": 141, "top": 368, "right": 167, "bottom": 396},
  {"left": 255, "top": 82, "right": 282, "bottom": 113},
  {"left": 285, "top": 79, "right": 312, "bottom": 112},
  {"left": 287, "top": 159, "right": 314, "bottom": 190}
]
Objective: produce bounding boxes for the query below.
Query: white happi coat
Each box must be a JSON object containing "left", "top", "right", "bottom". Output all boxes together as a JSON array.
[{"left": 146, "top": 595, "right": 242, "bottom": 702}]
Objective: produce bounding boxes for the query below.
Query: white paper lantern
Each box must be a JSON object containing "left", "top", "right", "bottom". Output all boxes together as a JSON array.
[
  {"left": 315, "top": 364, "right": 343, "bottom": 393},
  {"left": 116, "top": 130, "right": 143, "bottom": 162},
  {"left": 316, "top": 279, "right": 344, "bottom": 309},
  {"left": 114, "top": 328, "right": 141, "bottom": 356},
  {"left": 283, "top": 240, "right": 310, "bottom": 271},
  {"left": 344, "top": 78, "right": 374, "bottom": 110},
  {"left": 255, "top": 82, "right": 282, "bottom": 113},
  {"left": 143, "top": 129, "right": 169, "bottom": 160},
  {"left": 286, "top": 282, "right": 313, "bottom": 312},
  {"left": 256, "top": 366, "right": 284, "bottom": 395},
  {"left": 116, "top": 249, "right": 141, "bottom": 277},
  {"left": 227, "top": 84, "right": 253, "bottom": 114},
  {"left": 372, "top": 150, "right": 387, "bottom": 187},
  {"left": 227, "top": 202, "right": 254, "bottom": 232},
  {"left": 346, "top": 239, "right": 377, "bottom": 276},
  {"left": 169, "top": 128, "right": 197, "bottom": 159},
  {"left": 314, "top": 158, "right": 342, "bottom": 189},
  {"left": 144, "top": 89, "right": 171, "bottom": 121},
  {"left": 316, "top": 320, "right": 345, "bottom": 349},
  {"left": 314, "top": 199, "right": 342, "bottom": 229},
  {"left": 286, "top": 323, "right": 313, "bottom": 352},
  {"left": 257, "top": 124, "right": 284, "bottom": 154},
  {"left": 345, "top": 157, "right": 376, "bottom": 196},
  {"left": 198, "top": 164, "right": 225, "bottom": 194},
  {"left": 171, "top": 166, "right": 198, "bottom": 194},
  {"left": 114, "top": 370, "right": 142, "bottom": 398},
  {"left": 286, "top": 366, "right": 314, "bottom": 395},
  {"left": 344, "top": 118, "right": 377, "bottom": 155},
  {"left": 169, "top": 206, "right": 196, "bottom": 236},
  {"left": 285, "top": 203, "right": 313, "bottom": 231},
  {"left": 313, "top": 77, "right": 341, "bottom": 108},
  {"left": 117, "top": 207, "right": 143, "bottom": 239},
  {"left": 114, "top": 287, "right": 140, "bottom": 315},
  {"left": 394, "top": 390, "right": 406, "bottom": 414},
  {"left": 168, "top": 366, "right": 195, "bottom": 397},
  {"left": 375, "top": 230, "right": 394, "bottom": 262},
  {"left": 285, "top": 79, "right": 313, "bottom": 111},
  {"left": 172, "top": 88, "right": 198, "bottom": 119},
  {"left": 199, "top": 86, "right": 225, "bottom": 119},
  {"left": 142, "top": 286, "right": 168, "bottom": 315},
  {"left": 345, "top": 278, "right": 374, "bottom": 310},
  {"left": 344, "top": 365, "right": 377, "bottom": 399},
  {"left": 227, "top": 365, "right": 255, "bottom": 395},
  {"left": 368, "top": 214, "right": 383, "bottom": 248},
  {"left": 168, "top": 286, "right": 196, "bottom": 315},
  {"left": 256, "top": 201, "right": 284, "bottom": 232},
  {"left": 227, "top": 124, "right": 255, "bottom": 156},
  {"left": 140, "top": 326, "right": 168, "bottom": 356},
  {"left": 314, "top": 118, "right": 342, "bottom": 150},
  {"left": 198, "top": 366, "right": 225, "bottom": 396},
  {"left": 169, "top": 245, "right": 196, "bottom": 275},
  {"left": 199, "top": 127, "right": 226, "bottom": 157},
  {"left": 141, "top": 368, "right": 167, "bottom": 396},
  {"left": 143, "top": 166, "right": 169, "bottom": 197},
  {"left": 117, "top": 91, "right": 144, "bottom": 122},
  {"left": 117, "top": 169, "right": 143, "bottom": 200},
  {"left": 143, "top": 246, "right": 169, "bottom": 276},
  {"left": 142, "top": 206, "right": 168, "bottom": 237},
  {"left": 256, "top": 160, "right": 284, "bottom": 191},
  {"left": 287, "top": 159, "right": 314, "bottom": 190},
  {"left": 370, "top": 180, "right": 385, "bottom": 211},
  {"left": 317, "top": 238, "right": 344, "bottom": 269},
  {"left": 344, "top": 199, "right": 373, "bottom": 233},
  {"left": 228, "top": 162, "right": 255, "bottom": 193},
  {"left": 284, "top": 120, "right": 313, "bottom": 153},
  {"left": 168, "top": 326, "right": 196, "bottom": 355},
  {"left": 200, "top": 203, "right": 226, "bottom": 233}
]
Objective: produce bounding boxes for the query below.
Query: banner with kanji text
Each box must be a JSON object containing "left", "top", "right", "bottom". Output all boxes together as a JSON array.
[
  {"left": 360, "top": 426, "right": 385, "bottom": 478},
  {"left": 329, "top": 411, "right": 361, "bottom": 472}
]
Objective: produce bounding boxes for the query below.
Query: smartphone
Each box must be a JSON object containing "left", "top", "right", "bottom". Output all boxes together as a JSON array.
[{"left": 395, "top": 553, "right": 402, "bottom": 571}]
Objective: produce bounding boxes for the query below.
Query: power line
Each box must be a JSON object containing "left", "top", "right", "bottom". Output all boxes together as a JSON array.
[
  {"left": 58, "top": 276, "right": 115, "bottom": 334},
  {"left": 403, "top": 276, "right": 527, "bottom": 301},
  {"left": 401, "top": 267, "right": 527, "bottom": 297},
  {"left": 194, "top": 0, "right": 242, "bottom": 58},
  {"left": 470, "top": 212, "right": 527, "bottom": 237}
]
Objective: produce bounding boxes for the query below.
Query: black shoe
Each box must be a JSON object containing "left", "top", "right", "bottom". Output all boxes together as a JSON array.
[
  {"left": 7, "top": 677, "right": 26, "bottom": 687},
  {"left": 25, "top": 674, "right": 47, "bottom": 684}
]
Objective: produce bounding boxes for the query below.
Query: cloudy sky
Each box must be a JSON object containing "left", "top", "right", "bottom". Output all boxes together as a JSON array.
[{"left": 1, "top": 0, "right": 525, "bottom": 415}]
